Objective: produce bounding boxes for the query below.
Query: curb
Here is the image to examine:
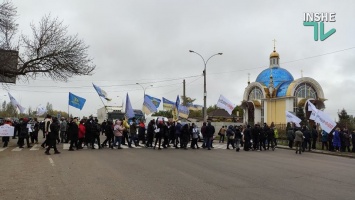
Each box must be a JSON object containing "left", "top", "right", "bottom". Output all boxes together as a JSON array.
[{"left": 276, "top": 145, "right": 355, "bottom": 159}]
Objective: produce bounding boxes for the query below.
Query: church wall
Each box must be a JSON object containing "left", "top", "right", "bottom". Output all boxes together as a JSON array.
[
  {"left": 266, "top": 99, "right": 286, "bottom": 124},
  {"left": 254, "top": 108, "right": 261, "bottom": 124},
  {"left": 285, "top": 98, "right": 294, "bottom": 112}
]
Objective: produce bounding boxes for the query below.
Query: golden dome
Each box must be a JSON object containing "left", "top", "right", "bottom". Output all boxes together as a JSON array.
[{"left": 270, "top": 50, "right": 279, "bottom": 58}]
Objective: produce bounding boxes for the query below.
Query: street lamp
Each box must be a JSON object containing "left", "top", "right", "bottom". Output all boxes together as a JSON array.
[
  {"left": 189, "top": 50, "right": 223, "bottom": 122},
  {"left": 136, "top": 83, "right": 153, "bottom": 97}
]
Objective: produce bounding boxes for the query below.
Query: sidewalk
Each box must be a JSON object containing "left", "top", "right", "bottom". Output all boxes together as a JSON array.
[{"left": 276, "top": 145, "right": 355, "bottom": 159}]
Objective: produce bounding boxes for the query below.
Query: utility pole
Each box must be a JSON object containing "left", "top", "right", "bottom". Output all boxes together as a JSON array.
[{"left": 183, "top": 79, "right": 186, "bottom": 106}]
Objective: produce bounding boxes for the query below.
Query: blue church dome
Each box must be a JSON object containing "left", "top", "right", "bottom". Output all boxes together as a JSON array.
[
  {"left": 276, "top": 80, "right": 293, "bottom": 97},
  {"left": 255, "top": 67, "right": 294, "bottom": 88}
]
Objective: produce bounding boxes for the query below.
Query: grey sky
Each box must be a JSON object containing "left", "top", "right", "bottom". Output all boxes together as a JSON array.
[{"left": 5, "top": 0, "right": 355, "bottom": 120}]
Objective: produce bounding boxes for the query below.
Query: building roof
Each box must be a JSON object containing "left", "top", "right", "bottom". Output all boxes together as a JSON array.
[
  {"left": 256, "top": 67, "right": 294, "bottom": 88},
  {"left": 208, "top": 109, "right": 235, "bottom": 118}
]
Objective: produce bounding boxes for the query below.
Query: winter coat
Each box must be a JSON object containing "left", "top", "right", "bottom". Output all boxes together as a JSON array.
[
  {"left": 294, "top": 130, "right": 304, "bottom": 142},
  {"left": 206, "top": 124, "right": 215, "bottom": 138},
  {"left": 105, "top": 124, "right": 113, "bottom": 137},
  {"left": 333, "top": 130, "right": 341, "bottom": 147},
  {"left": 321, "top": 131, "right": 328, "bottom": 142},
  {"left": 287, "top": 128, "right": 295, "bottom": 141},
  {"left": 129, "top": 122, "right": 137, "bottom": 135},
  {"left": 68, "top": 121, "right": 79, "bottom": 140},
  {"left": 49, "top": 122, "right": 60, "bottom": 140},
  {"left": 19, "top": 121, "right": 29, "bottom": 138},
  {"left": 114, "top": 124, "right": 124, "bottom": 137},
  {"left": 175, "top": 123, "right": 182, "bottom": 135},
  {"left": 311, "top": 129, "right": 318, "bottom": 140},
  {"left": 78, "top": 124, "right": 86, "bottom": 139},
  {"left": 343, "top": 132, "right": 351, "bottom": 147}
]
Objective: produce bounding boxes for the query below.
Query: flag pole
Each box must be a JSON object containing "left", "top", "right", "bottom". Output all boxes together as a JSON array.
[{"left": 98, "top": 97, "right": 108, "bottom": 113}]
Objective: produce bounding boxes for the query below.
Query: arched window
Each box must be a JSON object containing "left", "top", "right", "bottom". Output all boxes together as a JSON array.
[
  {"left": 294, "top": 83, "right": 317, "bottom": 99},
  {"left": 248, "top": 87, "right": 263, "bottom": 100}
]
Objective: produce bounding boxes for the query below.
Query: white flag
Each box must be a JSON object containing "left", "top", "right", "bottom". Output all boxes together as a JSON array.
[
  {"left": 8, "top": 92, "right": 25, "bottom": 114},
  {"left": 285, "top": 111, "right": 301, "bottom": 127},
  {"left": 307, "top": 100, "right": 319, "bottom": 121},
  {"left": 36, "top": 104, "right": 47, "bottom": 116},
  {"left": 315, "top": 110, "right": 336, "bottom": 133},
  {"left": 216, "top": 95, "right": 235, "bottom": 115}
]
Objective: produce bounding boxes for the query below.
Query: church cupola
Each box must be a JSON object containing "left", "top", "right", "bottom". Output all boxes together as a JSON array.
[{"left": 269, "top": 39, "right": 280, "bottom": 68}]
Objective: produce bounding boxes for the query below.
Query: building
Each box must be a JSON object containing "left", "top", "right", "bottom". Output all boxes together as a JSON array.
[{"left": 241, "top": 46, "right": 326, "bottom": 125}]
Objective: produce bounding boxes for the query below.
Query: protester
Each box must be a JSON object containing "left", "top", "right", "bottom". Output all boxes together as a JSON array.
[
  {"left": 311, "top": 125, "right": 318, "bottom": 150},
  {"left": 78, "top": 119, "right": 86, "bottom": 149},
  {"left": 41, "top": 115, "right": 52, "bottom": 148},
  {"left": 60, "top": 117, "right": 68, "bottom": 143},
  {"left": 68, "top": 118, "right": 79, "bottom": 151},
  {"left": 102, "top": 120, "right": 114, "bottom": 149},
  {"left": 146, "top": 120, "right": 155, "bottom": 148},
  {"left": 2, "top": 118, "right": 12, "bottom": 147},
  {"left": 321, "top": 130, "right": 329, "bottom": 150},
  {"left": 190, "top": 123, "right": 199, "bottom": 149},
  {"left": 333, "top": 127, "right": 341, "bottom": 152},
  {"left": 113, "top": 120, "right": 125, "bottom": 149},
  {"left": 205, "top": 122, "right": 215, "bottom": 150},
  {"left": 226, "top": 125, "right": 235, "bottom": 149},
  {"left": 18, "top": 118, "right": 31, "bottom": 148},
  {"left": 45, "top": 117, "right": 60, "bottom": 155},
  {"left": 294, "top": 127, "right": 304, "bottom": 154},
  {"left": 218, "top": 126, "right": 226, "bottom": 143},
  {"left": 286, "top": 123, "right": 295, "bottom": 148}
]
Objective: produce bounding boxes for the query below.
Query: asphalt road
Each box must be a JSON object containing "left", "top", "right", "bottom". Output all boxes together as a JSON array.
[{"left": 1, "top": 140, "right": 355, "bottom": 200}]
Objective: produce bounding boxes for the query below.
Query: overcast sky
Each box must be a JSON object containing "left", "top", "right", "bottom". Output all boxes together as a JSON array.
[{"left": 5, "top": 0, "right": 355, "bottom": 120}]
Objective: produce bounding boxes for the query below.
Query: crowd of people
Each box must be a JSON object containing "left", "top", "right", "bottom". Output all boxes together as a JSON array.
[
  {"left": 286, "top": 123, "right": 355, "bottom": 154},
  {"left": 2, "top": 116, "right": 355, "bottom": 156}
]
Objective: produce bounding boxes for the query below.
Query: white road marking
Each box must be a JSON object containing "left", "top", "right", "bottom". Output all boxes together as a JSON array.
[
  {"left": 30, "top": 145, "right": 40, "bottom": 151},
  {"left": 48, "top": 157, "right": 55, "bottom": 167},
  {"left": 0, "top": 147, "right": 8, "bottom": 152},
  {"left": 11, "top": 147, "right": 23, "bottom": 152}
]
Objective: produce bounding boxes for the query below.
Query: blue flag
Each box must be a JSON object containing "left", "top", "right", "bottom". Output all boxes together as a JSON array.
[
  {"left": 93, "top": 83, "right": 111, "bottom": 101},
  {"left": 145, "top": 94, "right": 161, "bottom": 108},
  {"left": 162, "top": 97, "right": 175, "bottom": 110},
  {"left": 68, "top": 92, "right": 86, "bottom": 110},
  {"left": 125, "top": 93, "right": 135, "bottom": 119},
  {"left": 143, "top": 95, "right": 157, "bottom": 115}
]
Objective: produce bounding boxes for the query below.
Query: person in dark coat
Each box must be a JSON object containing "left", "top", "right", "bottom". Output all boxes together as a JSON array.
[
  {"left": 302, "top": 126, "right": 312, "bottom": 152},
  {"left": 175, "top": 121, "right": 182, "bottom": 149},
  {"left": 243, "top": 125, "right": 252, "bottom": 151},
  {"left": 102, "top": 120, "right": 114, "bottom": 148},
  {"left": 343, "top": 128, "right": 351, "bottom": 152},
  {"left": 85, "top": 117, "right": 95, "bottom": 149},
  {"left": 169, "top": 122, "right": 175, "bottom": 146},
  {"left": 205, "top": 122, "right": 215, "bottom": 150},
  {"left": 18, "top": 118, "right": 31, "bottom": 148},
  {"left": 68, "top": 118, "right": 79, "bottom": 151},
  {"left": 45, "top": 117, "right": 60, "bottom": 155},
  {"left": 251, "top": 124, "right": 260, "bottom": 151},
  {"left": 226, "top": 125, "right": 235, "bottom": 149},
  {"left": 286, "top": 123, "right": 295, "bottom": 148},
  {"left": 180, "top": 124, "right": 189, "bottom": 150},
  {"left": 146, "top": 120, "right": 155, "bottom": 148},
  {"left": 138, "top": 120, "right": 146, "bottom": 145},
  {"left": 154, "top": 120, "right": 164, "bottom": 150},
  {"left": 311, "top": 125, "right": 318, "bottom": 150}
]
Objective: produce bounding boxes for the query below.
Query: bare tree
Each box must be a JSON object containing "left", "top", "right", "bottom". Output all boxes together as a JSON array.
[{"left": 0, "top": 1, "right": 95, "bottom": 82}]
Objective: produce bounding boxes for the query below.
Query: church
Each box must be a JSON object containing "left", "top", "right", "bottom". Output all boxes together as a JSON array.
[{"left": 241, "top": 45, "right": 326, "bottom": 125}]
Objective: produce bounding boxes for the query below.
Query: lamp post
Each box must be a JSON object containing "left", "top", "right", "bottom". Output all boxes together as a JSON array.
[
  {"left": 136, "top": 83, "right": 153, "bottom": 97},
  {"left": 189, "top": 50, "right": 222, "bottom": 122}
]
